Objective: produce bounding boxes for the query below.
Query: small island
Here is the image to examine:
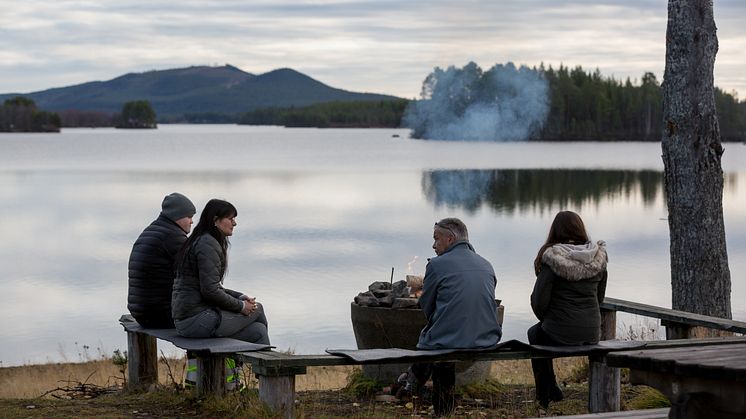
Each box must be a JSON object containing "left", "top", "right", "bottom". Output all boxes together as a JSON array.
[
  {"left": 116, "top": 100, "right": 157, "bottom": 129},
  {"left": 0, "top": 96, "right": 61, "bottom": 133}
]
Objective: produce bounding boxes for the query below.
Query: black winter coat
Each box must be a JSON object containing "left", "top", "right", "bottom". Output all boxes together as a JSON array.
[
  {"left": 531, "top": 241, "right": 608, "bottom": 345},
  {"left": 127, "top": 214, "right": 187, "bottom": 328}
]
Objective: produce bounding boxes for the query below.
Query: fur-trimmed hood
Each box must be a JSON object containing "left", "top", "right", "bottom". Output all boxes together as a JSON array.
[{"left": 542, "top": 240, "right": 608, "bottom": 281}]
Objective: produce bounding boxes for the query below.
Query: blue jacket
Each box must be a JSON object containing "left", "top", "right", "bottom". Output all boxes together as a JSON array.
[{"left": 417, "top": 241, "right": 502, "bottom": 349}]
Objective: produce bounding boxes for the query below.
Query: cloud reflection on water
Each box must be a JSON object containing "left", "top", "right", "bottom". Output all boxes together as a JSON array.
[{"left": 1, "top": 135, "right": 746, "bottom": 366}]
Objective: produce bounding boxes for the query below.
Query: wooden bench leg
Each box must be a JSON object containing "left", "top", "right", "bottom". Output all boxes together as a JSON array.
[
  {"left": 258, "top": 374, "right": 296, "bottom": 418},
  {"left": 589, "top": 354, "right": 620, "bottom": 412},
  {"left": 432, "top": 362, "right": 456, "bottom": 417},
  {"left": 252, "top": 365, "right": 306, "bottom": 418},
  {"left": 196, "top": 355, "right": 227, "bottom": 396},
  {"left": 126, "top": 331, "right": 158, "bottom": 390},
  {"left": 589, "top": 309, "right": 620, "bottom": 412}
]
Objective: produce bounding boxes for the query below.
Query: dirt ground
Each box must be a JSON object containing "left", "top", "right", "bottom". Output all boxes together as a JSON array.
[
  {"left": 0, "top": 382, "right": 668, "bottom": 418},
  {"left": 0, "top": 358, "right": 668, "bottom": 418}
]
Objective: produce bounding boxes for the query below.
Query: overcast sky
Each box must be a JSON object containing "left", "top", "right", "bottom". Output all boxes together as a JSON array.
[{"left": 1, "top": 0, "right": 744, "bottom": 99}]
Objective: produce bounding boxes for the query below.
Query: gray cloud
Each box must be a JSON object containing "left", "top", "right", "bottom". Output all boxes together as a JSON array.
[{"left": 0, "top": 0, "right": 744, "bottom": 98}]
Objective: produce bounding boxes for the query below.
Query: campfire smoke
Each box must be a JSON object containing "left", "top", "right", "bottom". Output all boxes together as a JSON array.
[{"left": 402, "top": 61, "right": 549, "bottom": 142}]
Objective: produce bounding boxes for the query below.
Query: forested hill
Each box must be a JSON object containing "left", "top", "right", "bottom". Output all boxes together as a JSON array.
[{"left": 0, "top": 65, "right": 400, "bottom": 120}]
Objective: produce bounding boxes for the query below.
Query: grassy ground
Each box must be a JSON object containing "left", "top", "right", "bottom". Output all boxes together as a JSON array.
[{"left": 0, "top": 356, "right": 669, "bottom": 418}]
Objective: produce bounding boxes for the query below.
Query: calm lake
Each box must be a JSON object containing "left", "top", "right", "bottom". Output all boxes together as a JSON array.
[{"left": 1, "top": 125, "right": 745, "bottom": 367}]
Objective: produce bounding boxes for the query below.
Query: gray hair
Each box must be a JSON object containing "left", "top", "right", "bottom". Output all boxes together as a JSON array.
[{"left": 435, "top": 217, "right": 469, "bottom": 242}]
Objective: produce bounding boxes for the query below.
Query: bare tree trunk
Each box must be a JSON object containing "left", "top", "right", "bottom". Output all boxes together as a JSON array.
[{"left": 661, "top": 0, "right": 731, "bottom": 320}]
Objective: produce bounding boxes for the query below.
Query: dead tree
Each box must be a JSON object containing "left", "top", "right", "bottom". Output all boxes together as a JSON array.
[{"left": 661, "top": 0, "right": 732, "bottom": 328}]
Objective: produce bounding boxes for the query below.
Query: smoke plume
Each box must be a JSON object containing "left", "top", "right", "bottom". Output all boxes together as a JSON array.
[{"left": 403, "top": 62, "right": 549, "bottom": 141}]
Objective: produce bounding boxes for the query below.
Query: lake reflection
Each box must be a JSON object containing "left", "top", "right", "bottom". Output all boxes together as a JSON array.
[
  {"left": 423, "top": 169, "right": 664, "bottom": 213},
  {"left": 0, "top": 126, "right": 744, "bottom": 367}
]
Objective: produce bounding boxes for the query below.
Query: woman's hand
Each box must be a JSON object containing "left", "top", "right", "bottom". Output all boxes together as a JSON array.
[{"left": 240, "top": 297, "right": 258, "bottom": 315}]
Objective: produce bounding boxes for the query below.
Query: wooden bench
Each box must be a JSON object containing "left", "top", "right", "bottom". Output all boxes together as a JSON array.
[
  {"left": 607, "top": 342, "right": 746, "bottom": 418},
  {"left": 122, "top": 297, "right": 746, "bottom": 418},
  {"left": 236, "top": 336, "right": 746, "bottom": 418},
  {"left": 119, "top": 315, "right": 271, "bottom": 396}
]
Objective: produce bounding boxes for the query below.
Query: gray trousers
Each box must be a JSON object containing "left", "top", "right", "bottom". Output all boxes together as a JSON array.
[{"left": 175, "top": 303, "right": 270, "bottom": 345}]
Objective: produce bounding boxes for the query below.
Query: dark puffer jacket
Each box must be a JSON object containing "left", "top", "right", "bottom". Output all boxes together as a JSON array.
[
  {"left": 127, "top": 214, "right": 188, "bottom": 328},
  {"left": 172, "top": 233, "right": 243, "bottom": 322},
  {"left": 531, "top": 241, "right": 608, "bottom": 345}
]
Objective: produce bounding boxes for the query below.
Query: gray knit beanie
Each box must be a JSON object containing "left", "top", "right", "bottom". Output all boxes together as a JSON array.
[{"left": 160, "top": 192, "right": 196, "bottom": 222}]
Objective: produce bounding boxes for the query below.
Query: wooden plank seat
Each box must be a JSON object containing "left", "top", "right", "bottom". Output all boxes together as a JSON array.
[
  {"left": 237, "top": 336, "right": 746, "bottom": 418},
  {"left": 237, "top": 339, "right": 646, "bottom": 417},
  {"left": 118, "top": 314, "right": 272, "bottom": 395}
]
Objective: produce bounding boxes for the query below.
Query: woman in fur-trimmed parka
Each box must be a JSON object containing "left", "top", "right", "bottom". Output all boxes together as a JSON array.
[{"left": 528, "top": 211, "right": 608, "bottom": 409}]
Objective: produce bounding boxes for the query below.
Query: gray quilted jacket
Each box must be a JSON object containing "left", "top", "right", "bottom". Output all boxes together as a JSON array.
[{"left": 172, "top": 233, "right": 243, "bottom": 321}]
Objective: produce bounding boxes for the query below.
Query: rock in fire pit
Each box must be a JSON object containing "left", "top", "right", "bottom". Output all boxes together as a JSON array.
[{"left": 353, "top": 276, "right": 423, "bottom": 309}]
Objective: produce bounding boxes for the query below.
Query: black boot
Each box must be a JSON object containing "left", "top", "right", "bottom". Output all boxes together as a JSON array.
[{"left": 549, "top": 384, "right": 564, "bottom": 403}]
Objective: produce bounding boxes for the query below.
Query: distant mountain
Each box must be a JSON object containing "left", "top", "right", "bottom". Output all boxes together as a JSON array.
[{"left": 0, "top": 65, "right": 400, "bottom": 120}]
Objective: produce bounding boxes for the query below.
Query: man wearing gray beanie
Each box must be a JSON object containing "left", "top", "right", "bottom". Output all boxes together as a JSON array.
[{"left": 127, "top": 193, "right": 197, "bottom": 328}]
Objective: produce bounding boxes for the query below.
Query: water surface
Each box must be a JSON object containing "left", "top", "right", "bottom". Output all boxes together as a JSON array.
[{"left": 1, "top": 125, "right": 744, "bottom": 366}]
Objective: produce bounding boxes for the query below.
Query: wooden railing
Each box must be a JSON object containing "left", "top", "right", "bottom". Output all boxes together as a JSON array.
[{"left": 601, "top": 297, "right": 746, "bottom": 338}]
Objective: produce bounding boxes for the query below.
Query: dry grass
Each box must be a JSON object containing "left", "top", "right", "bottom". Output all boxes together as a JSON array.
[
  {"left": 490, "top": 357, "right": 587, "bottom": 385},
  {"left": 0, "top": 356, "right": 582, "bottom": 399},
  {"left": 0, "top": 358, "right": 188, "bottom": 399},
  {"left": 0, "top": 355, "right": 670, "bottom": 418},
  {"left": 297, "top": 365, "right": 358, "bottom": 391},
  {"left": 0, "top": 356, "right": 357, "bottom": 399}
]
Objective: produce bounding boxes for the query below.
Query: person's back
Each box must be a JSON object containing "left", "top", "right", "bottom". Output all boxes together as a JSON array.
[
  {"left": 399, "top": 218, "right": 501, "bottom": 412},
  {"left": 532, "top": 242, "right": 607, "bottom": 345},
  {"left": 418, "top": 241, "right": 501, "bottom": 349},
  {"left": 417, "top": 218, "right": 502, "bottom": 350},
  {"left": 528, "top": 210, "right": 608, "bottom": 409},
  {"left": 128, "top": 193, "right": 195, "bottom": 328}
]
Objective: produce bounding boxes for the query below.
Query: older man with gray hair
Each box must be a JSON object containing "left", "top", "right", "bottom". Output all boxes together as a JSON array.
[
  {"left": 400, "top": 217, "right": 502, "bottom": 413},
  {"left": 418, "top": 217, "right": 502, "bottom": 349}
]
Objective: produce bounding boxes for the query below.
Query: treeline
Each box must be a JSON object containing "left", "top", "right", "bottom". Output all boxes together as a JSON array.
[
  {"left": 0, "top": 97, "right": 61, "bottom": 132},
  {"left": 539, "top": 65, "right": 746, "bottom": 141},
  {"left": 237, "top": 99, "right": 409, "bottom": 128},
  {"left": 56, "top": 100, "right": 158, "bottom": 128},
  {"left": 235, "top": 66, "right": 745, "bottom": 141}
]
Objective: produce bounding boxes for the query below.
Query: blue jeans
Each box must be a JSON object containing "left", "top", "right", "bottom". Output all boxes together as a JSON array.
[{"left": 175, "top": 304, "right": 270, "bottom": 345}]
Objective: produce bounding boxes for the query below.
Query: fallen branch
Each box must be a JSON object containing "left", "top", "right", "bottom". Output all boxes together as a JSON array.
[{"left": 39, "top": 373, "right": 120, "bottom": 400}]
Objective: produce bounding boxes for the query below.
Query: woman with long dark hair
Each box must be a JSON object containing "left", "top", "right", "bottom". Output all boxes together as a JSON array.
[
  {"left": 172, "top": 199, "right": 269, "bottom": 344},
  {"left": 529, "top": 211, "right": 607, "bottom": 408}
]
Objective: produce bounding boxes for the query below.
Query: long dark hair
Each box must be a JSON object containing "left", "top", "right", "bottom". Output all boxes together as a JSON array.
[
  {"left": 533, "top": 211, "right": 589, "bottom": 275},
  {"left": 176, "top": 199, "right": 238, "bottom": 276}
]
